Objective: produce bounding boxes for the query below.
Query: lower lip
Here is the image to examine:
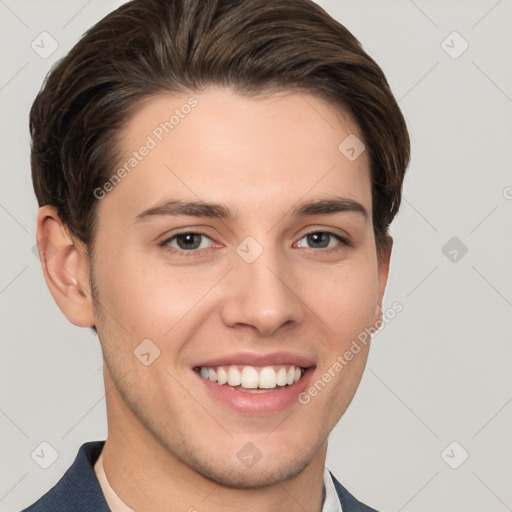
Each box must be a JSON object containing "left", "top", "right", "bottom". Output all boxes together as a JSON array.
[{"left": 195, "top": 368, "right": 315, "bottom": 415}]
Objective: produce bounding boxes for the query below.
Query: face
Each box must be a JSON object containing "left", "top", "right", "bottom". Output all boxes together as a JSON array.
[{"left": 87, "top": 87, "right": 390, "bottom": 487}]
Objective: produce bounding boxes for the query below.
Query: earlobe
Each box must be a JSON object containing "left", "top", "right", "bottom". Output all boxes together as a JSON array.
[{"left": 36, "top": 206, "right": 95, "bottom": 328}]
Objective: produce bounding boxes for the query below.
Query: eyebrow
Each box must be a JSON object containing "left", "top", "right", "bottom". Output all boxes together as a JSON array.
[
  {"left": 134, "top": 196, "right": 368, "bottom": 223},
  {"left": 292, "top": 197, "right": 368, "bottom": 221}
]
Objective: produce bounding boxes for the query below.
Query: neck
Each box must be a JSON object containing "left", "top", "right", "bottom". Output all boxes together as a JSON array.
[{"left": 101, "top": 367, "right": 327, "bottom": 512}]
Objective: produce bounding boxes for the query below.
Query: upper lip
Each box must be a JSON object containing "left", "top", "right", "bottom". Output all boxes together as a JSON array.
[{"left": 193, "top": 351, "right": 315, "bottom": 369}]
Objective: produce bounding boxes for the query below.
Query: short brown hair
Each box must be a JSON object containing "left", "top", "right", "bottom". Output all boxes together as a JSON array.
[{"left": 30, "top": 0, "right": 410, "bottom": 257}]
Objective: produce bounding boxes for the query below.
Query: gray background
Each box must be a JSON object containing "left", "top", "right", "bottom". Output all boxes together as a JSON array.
[{"left": 1, "top": 0, "right": 511, "bottom": 510}]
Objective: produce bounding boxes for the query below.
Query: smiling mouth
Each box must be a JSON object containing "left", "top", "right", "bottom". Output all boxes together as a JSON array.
[{"left": 194, "top": 364, "right": 307, "bottom": 392}]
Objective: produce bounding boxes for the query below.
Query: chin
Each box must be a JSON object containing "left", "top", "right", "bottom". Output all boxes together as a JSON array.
[{"left": 175, "top": 439, "right": 318, "bottom": 489}]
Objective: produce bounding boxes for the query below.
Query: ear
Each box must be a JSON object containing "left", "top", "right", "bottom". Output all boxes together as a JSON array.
[
  {"left": 35, "top": 205, "right": 95, "bottom": 328},
  {"left": 374, "top": 234, "right": 393, "bottom": 324}
]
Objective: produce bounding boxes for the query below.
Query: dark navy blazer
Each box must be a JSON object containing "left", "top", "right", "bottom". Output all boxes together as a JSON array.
[{"left": 21, "top": 441, "right": 379, "bottom": 511}]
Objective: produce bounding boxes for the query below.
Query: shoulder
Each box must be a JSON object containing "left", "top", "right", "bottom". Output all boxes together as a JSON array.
[
  {"left": 20, "top": 440, "right": 110, "bottom": 512},
  {"left": 330, "top": 472, "right": 381, "bottom": 512}
]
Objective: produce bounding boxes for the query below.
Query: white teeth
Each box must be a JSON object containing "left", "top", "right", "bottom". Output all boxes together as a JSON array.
[
  {"left": 197, "top": 364, "right": 306, "bottom": 390},
  {"left": 259, "top": 366, "right": 277, "bottom": 389},
  {"left": 276, "top": 367, "right": 288, "bottom": 386},
  {"left": 227, "top": 366, "right": 241, "bottom": 386},
  {"left": 217, "top": 367, "right": 228, "bottom": 385},
  {"left": 240, "top": 366, "right": 259, "bottom": 389}
]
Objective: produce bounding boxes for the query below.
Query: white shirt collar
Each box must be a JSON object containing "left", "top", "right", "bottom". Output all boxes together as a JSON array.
[{"left": 322, "top": 466, "right": 343, "bottom": 512}]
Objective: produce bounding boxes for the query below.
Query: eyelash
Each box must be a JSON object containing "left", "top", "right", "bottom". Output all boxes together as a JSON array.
[
  {"left": 159, "top": 231, "right": 217, "bottom": 258},
  {"left": 159, "top": 230, "right": 350, "bottom": 258}
]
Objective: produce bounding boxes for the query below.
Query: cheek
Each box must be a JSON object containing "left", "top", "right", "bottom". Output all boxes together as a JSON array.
[
  {"left": 302, "top": 258, "right": 380, "bottom": 344},
  {"left": 95, "top": 248, "right": 220, "bottom": 338}
]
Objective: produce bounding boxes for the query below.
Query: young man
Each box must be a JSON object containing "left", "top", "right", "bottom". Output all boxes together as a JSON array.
[{"left": 25, "top": 0, "right": 409, "bottom": 510}]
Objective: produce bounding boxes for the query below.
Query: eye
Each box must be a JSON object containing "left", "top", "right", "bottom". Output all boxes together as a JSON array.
[
  {"left": 295, "top": 231, "right": 348, "bottom": 250},
  {"left": 161, "top": 232, "right": 215, "bottom": 254}
]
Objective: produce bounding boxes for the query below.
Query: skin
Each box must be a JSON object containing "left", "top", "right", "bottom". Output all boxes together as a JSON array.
[{"left": 37, "top": 87, "right": 391, "bottom": 512}]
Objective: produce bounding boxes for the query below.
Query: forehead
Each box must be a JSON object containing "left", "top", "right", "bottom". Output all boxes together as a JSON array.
[{"left": 101, "top": 87, "right": 371, "bottom": 222}]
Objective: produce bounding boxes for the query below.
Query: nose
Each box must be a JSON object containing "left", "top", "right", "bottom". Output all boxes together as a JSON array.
[{"left": 220, "top": 247, "right": 305, "bottom": 336}]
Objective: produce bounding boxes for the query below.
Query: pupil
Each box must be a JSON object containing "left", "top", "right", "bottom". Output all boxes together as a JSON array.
[
  {"left": 308, "top": 232, "right": 329, "bottom": 248},
  {"left": 177, "top": 233, "right": 201, "bottom": 250}
]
